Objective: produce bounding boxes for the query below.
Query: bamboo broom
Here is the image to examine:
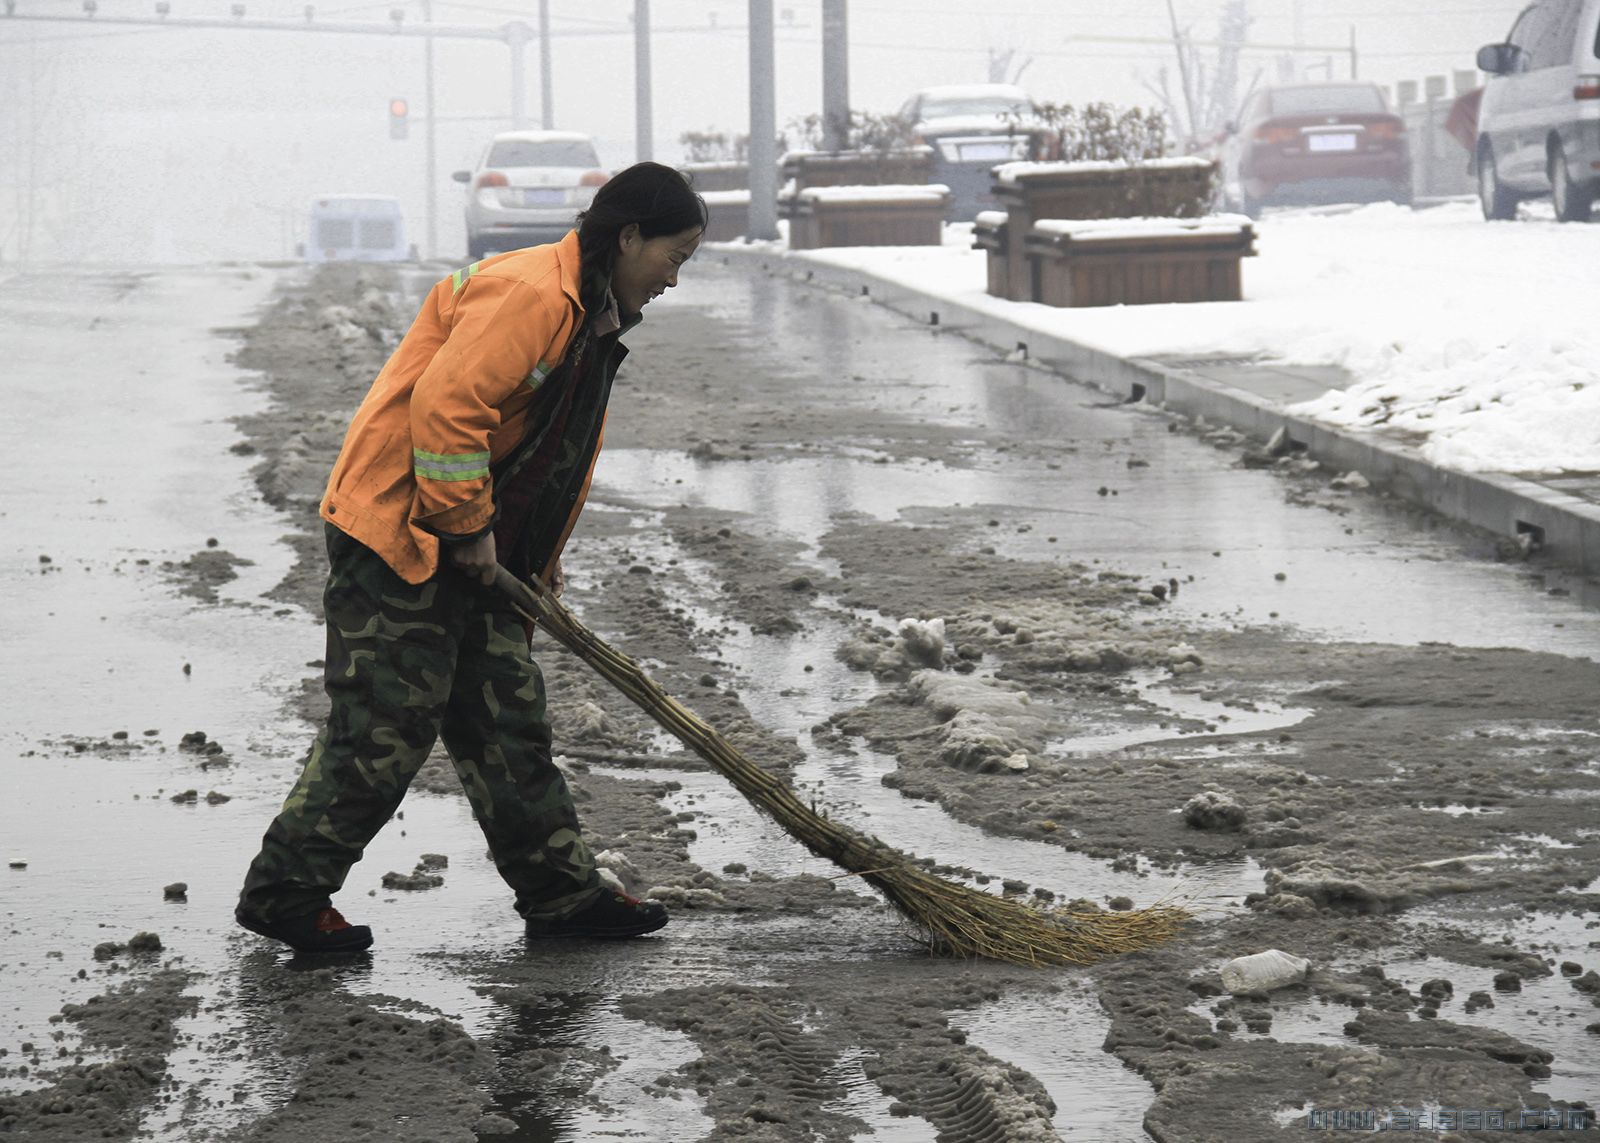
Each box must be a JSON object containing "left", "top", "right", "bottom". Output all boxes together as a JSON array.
[{"left": 495, "top": 566, "right": 1188, "bottom": 966}]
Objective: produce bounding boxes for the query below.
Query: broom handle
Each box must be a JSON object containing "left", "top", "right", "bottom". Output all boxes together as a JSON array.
[{"left": 492, "top": 566, "right": 876, "bottom": 865}]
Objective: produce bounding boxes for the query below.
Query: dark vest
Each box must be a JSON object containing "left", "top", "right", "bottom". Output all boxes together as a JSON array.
[{"left": 489, "top": 320, "right": 630, "bottom": 581}]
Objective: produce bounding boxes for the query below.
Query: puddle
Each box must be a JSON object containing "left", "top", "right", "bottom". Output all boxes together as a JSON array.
[
  {"left": 1044, "top": 668, "right": 1312, "bottom": 758},
  {"left": 604, "top": 436, "right": 1600, "bottom": 662},
  {"left": 594, "top": 746, "right": 1264, "bottom": 914},
  {"left": 0, "top": 267, "right": 583, "bottom": 1138},
  {"left": 1186, "top": 990, "right": 1360, "bottom": 1055},
  {"left": 598, "top": 449, "right": 979, "bottom": 560},
  {"left": 1509, "top": 833, "right": 1581, "bottom": 851},
  {"left": 952, "top": 989, "right": 1156, "bottom": 1141},
  {"left": 579, "top": 567, "right": 1274, "bottom": 910},
  {"left": 575, "top": 527, "right": 1267, "bottom": 909},
  {"left": 1381, "top": 951, "right": 1598, "bottom": 1106},
  {"left": 475, "top": 997, "right": 711, "bottom": 1142},
  {"left": 613, "top": 268, "right": 1600, "bottom": 658},
  {"left": 821, "top": 1047, "right": 940, "bottom": 1141},
  {"left": 1462, "top": 724, "right": 1600, "bottom": 743},
  {"left": 1186, "top": 908, "right": 1600, "bottom": 1109}
]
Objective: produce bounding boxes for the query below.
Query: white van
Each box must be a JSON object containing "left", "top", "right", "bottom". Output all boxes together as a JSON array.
[
  {"left": 301, "top": 195, "right": 414, "bottom": 262},
  {"left": 1474, "top": 0, "right": 1600, "bottom": 221}
]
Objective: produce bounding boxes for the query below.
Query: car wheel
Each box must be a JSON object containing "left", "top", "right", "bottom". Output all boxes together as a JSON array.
[
  {"left": 1549, "top": 145, "right": 1595, "bottom": 223},
  {"left": 467, "top": 234, "right": 487, "bottom": 260},
  {"left": 1477, "top": 142, "right": 1518, "bottom": 221}
]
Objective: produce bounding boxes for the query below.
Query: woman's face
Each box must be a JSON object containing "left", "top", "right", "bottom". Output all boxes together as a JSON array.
[{"left": 611, "top": 224, "right": 702, "bottom": 315}]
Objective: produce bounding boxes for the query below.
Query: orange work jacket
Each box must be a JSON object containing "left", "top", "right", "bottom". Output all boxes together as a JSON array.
[{"left": 321, "top": 232, "right": 602, "bottom": 585}]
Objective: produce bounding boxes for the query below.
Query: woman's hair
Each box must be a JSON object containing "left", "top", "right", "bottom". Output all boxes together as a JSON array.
[{"left": 575, "top": 162, "right": 707, "bottom": 310}]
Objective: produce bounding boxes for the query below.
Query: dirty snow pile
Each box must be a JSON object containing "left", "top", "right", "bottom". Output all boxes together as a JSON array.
[{"left": 775, "top": 200, "right": 1600, "bottom": 477}]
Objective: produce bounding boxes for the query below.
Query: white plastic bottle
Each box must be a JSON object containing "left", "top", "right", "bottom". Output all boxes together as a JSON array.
[{"left": 1219, "top": 948, "right": 1311, "bottom": 994}]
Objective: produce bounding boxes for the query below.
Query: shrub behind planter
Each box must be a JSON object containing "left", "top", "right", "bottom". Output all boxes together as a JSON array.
[
  {"left": 681, "top": 162, "right": 750, "bottom": 193},
  {"left": 992, "top": 156, "right": 1217, "bottom": 220},
  {"left": 782, "top": 148, "right": 934, "bottom": 192}
]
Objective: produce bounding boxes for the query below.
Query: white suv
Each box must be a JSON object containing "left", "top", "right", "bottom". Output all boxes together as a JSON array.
[
  {"left": 1474, "top": 0, "right": 1600, "bottom": 221},
  {"left": 453, "top": 131, "right": 609, "bottom": 257}
]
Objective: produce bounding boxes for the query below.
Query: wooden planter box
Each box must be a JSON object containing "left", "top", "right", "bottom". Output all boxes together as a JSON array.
[
  {"left": 700, "top": 190, "right": 750, "bottom": 242},
  {"left": 1022, "top": 217, "right": 1256, "bottom": 308},
  {"left": 789, "top": 185, "right": 950, "bottom": 250},
  {"left": 779, "top": 148, "right": 935, "bottom": 224},
  {"left": 991, "top": 157, "right": 1217, "bottom": 302},
  {"left": 972, "top": 211, "right": 1009, "bottom": 298}
]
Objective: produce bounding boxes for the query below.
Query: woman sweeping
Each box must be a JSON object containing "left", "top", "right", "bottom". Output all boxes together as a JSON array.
[{"left": 236, "top": 162, "right": 706, "bottom": 954}]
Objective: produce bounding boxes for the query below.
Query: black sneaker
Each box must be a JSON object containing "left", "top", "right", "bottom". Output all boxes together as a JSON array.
[
  {"left": 236, "top": 905, "right": 374, "bottom": 953},
  {"left": 526, "top": 891, "right": 668, "bottom": 939}
]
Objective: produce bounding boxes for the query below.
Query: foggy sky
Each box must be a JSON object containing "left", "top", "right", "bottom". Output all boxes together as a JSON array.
[{"left": 0, "top": 0, "right": 1525, "bottom": 263}]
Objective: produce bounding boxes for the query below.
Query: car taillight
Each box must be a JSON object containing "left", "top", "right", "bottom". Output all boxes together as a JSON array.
[
  {"left": 1367, "top": 120, "right": 1405, "bottom": 140},
  {"left": 580, "top": 170, "right": 609, "bottom": 187},
  {"left": 1576, "top": 75, "right": 1600, "bottom": 99},
  {"left": 1254, "top": 124, "right": 1298, "bottom": 145},
  {"left": 475, "top": 171, "right": 509, "bottom": 189}
]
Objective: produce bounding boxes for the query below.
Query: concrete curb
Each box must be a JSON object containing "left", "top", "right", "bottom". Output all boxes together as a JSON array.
[{"left": 707, "top": 242, "right": 1600, "bottom": 580}]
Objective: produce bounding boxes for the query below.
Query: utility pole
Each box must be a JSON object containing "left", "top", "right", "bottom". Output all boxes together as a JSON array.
[
  {"left": 820, "top": 0, "right": 848, "bottom": 152},
  {"left": 747, "top": 0, "right": 778, "bottom": 240},
  {"left": 422, "top": 0, "right": 437, "bottom": 258},
  {"left": 506, "top": 21, "right": 530, "bottom": 128},
  {"left": 1292, "top": 0, "right": 1305, "bottom": 82},
  {"left": 538, "top": 0, "right": 553, "bottom": 129},
  {"left": 634, "top": 0, "right": 652, "bottom": 160},
  {"left": 22, "top": 36, "right": 40, "bottom": 263}
]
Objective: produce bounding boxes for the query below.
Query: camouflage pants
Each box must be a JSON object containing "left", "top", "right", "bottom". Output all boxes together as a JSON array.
[{"left": 238, "top": 524, "right": 600, "bottom": 924}]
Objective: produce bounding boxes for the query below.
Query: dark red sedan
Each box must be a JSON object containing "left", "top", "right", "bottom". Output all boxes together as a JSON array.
[{"left": 1218, "top": 82, "right": 1412, "bottom": 216}]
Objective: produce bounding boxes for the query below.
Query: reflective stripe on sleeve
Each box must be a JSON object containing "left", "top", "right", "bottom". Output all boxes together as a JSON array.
[
  {"left": 413, "top": 447, "right": 491, "bottom": 482},
  {"left": 524, "top": 360, "right": 553, "bottom": 390},
  {"left": 450, "top": 261, "right": 482, "bottom": 294}
]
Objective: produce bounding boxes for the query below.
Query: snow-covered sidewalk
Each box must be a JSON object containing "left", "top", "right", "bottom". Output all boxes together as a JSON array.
[{"left": 766, "top": 201, "right": 1600, "bottom": 477}]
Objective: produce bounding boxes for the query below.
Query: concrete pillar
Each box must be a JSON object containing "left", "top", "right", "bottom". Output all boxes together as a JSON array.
[
  {"left": 423, "top": 0, "right": 437, "bottom": 258},
  {"left": 635, "top": 0, "right": 653, "bottom": 161},
  {"left": 506, "top": 21, "right": 530, "bottom": 129},
  {"left": 747, "top": 0, "right": 779, "bottom": 240},
  {"left": 821, "top": 0, "right": 848, "bottom": 152},
  {"left": 538, "top": 0, "right": 552, "bottom": 129}
]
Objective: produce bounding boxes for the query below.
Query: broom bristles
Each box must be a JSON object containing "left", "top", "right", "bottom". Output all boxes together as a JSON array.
[{"left": 495, "top": 567, "right": 1188, "bottom": 966}]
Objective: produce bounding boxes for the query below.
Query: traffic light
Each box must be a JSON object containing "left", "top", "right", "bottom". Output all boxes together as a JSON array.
[{"left": 388, "top": 97, "right": 409, "bottom": 141}]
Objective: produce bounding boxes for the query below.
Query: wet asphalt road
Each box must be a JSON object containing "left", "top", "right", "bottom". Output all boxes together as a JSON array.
[{"left": 1, "top": 260, "right": 1597, "bottom": 1141}]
